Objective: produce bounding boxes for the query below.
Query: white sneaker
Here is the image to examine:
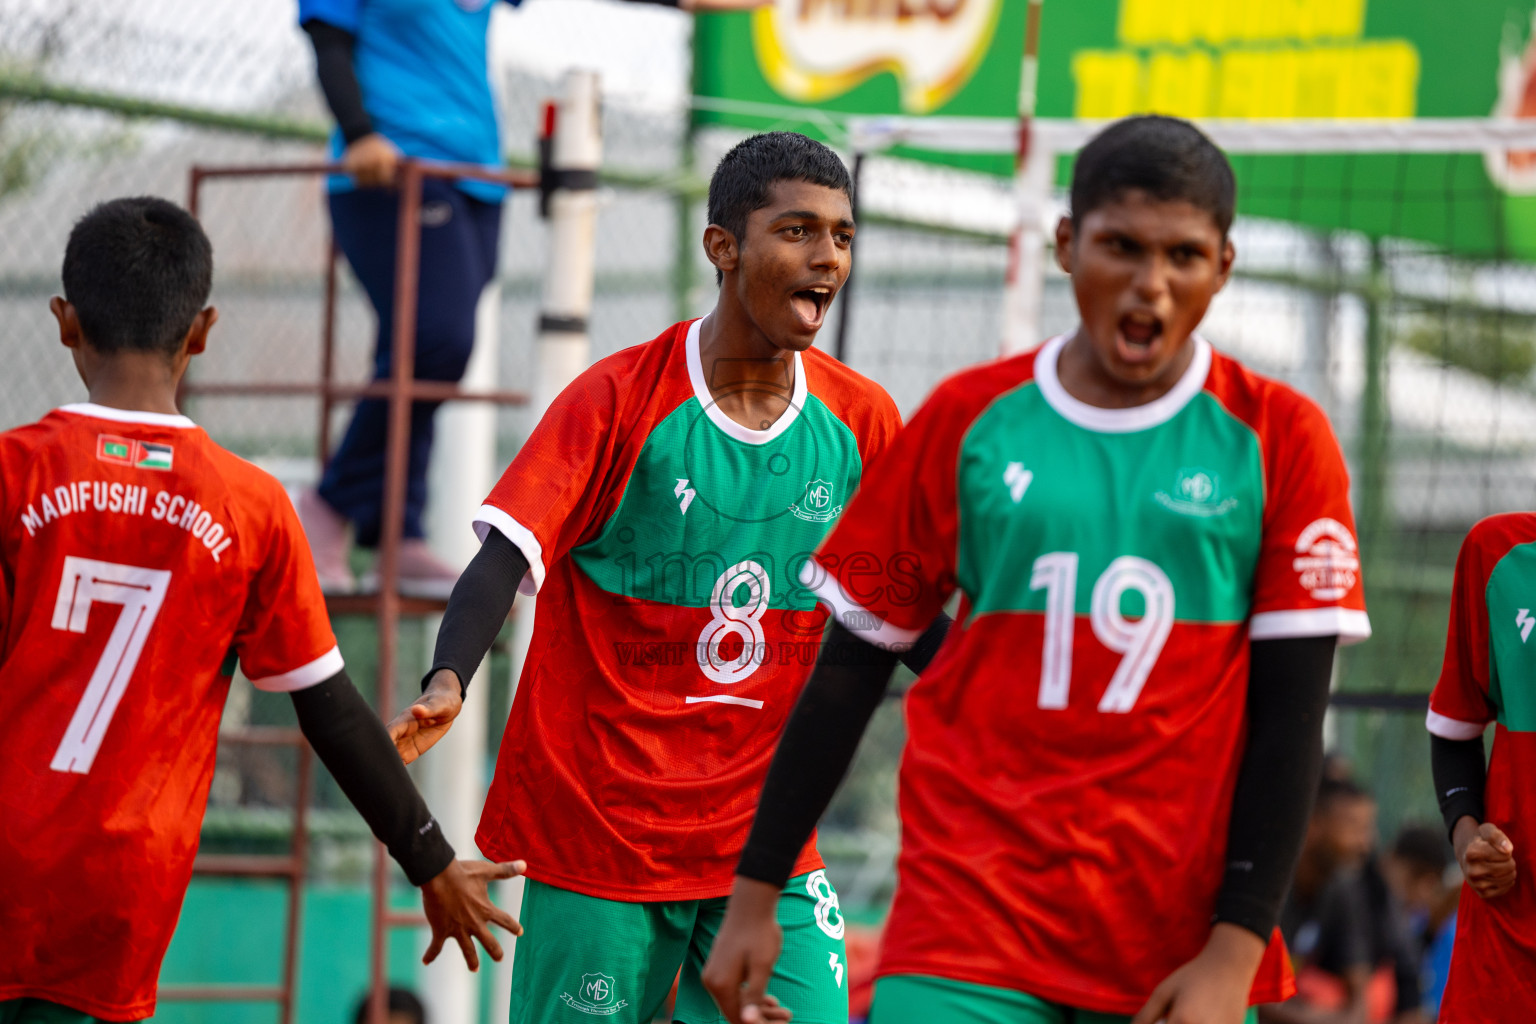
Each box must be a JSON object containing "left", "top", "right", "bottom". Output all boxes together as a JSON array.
[{"left": 297, "top": 488, "right": 356, "bottom": 595}]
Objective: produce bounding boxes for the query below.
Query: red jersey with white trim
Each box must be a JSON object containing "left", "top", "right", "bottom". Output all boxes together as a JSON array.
[
  {"left": 0, "top": 404, "right": 341, "bottom": 1022},
  {"left": 1427, "top": 513, "right": 1536, "bottom": 1022},
  {"left": 806, "top": 335, "right": 1368, "bottom": 1013},
  {"left": 474, "top": 319, "right": 900, "bottom": 900}
]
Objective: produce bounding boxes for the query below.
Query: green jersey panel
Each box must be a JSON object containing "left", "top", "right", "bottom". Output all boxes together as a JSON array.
[
  {"left": 956, "top": 384, "right": 1265, "bottom": 625},
  {"left": 573, "top": 393, "right": 864, "bottom": 611},
  {"left": 1486, "top": 541, "right": 1536, "bottom": 732}
]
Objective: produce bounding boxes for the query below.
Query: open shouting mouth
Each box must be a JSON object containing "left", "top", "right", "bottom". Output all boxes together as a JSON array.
[
  {"left": 791, "top": 285, "right": 834, "bottom": 330},
  {"left": 1117, "top": 309, "right": 1165, "bottom": 364}
]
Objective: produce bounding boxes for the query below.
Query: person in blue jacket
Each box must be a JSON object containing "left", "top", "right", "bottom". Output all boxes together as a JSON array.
[{"left": 297, "top": 0, "right": 747, "bottom": 596}]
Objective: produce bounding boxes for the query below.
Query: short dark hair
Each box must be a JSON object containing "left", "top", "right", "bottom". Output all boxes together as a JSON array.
[
  {"left": 1070, "top": 115, "right": 1236, "bottom": 236},
  {"left": 707, "top": 132, "right": 852, "bottom": 282},
  {"left": 1391, "top": 823, "right": 1451, "bottom": 877},
  {"left": 1315, "top": 775, "right": 1370, "bottom": 815},
  {"left": 62, "top": 196, "right": 213, "bottom": 356},
  {"left": 352, "top": 987, "right": 426, "bottom": 1024}
]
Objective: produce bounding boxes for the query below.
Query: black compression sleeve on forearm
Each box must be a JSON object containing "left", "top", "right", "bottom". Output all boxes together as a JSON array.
[
  {"left": 897, "top": 613, "right": 951, "bottom": 676},
  {"left": 424, "top": 529, "right": 529, "bottom": 697},
  {"left": 1432, "top": 733, "right": 1487, "bottom": 838},
  {"left": 736, "top": 624, "right": 900, "bottom": 886},
  {"left": 302, "top": 20, "right": 374, "bottom": 145},
  {"left": 291, "top": 669, "right": 455, "bottom": 886},
  {"left": 1215, "top": 635, "right": 1337, "bottom": 939}
]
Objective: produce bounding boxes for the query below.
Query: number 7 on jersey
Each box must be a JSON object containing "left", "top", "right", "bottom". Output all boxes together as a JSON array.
[{"left": 50, "top": 556, "right": 172, "bottom": 775}]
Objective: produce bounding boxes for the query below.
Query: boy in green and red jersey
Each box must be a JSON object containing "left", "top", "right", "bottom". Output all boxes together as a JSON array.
[
  {"left": 384, "top": 133, "right": 945, "bottom": 1024},
  {"left": 1427, "top": 514, "right": 1536, "bottom": 1022},
  {"left": 705, "top": 116, "right": 1370, "bottom": 1024}
]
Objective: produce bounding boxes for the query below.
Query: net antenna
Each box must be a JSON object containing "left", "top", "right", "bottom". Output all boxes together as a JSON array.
[{"left": 846, "top": 116, "right": 1536, "bottom": 354}]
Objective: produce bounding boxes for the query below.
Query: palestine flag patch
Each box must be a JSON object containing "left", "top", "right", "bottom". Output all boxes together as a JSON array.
[{"left": 97, "top": 435, "right": 173, "bottom": 471}]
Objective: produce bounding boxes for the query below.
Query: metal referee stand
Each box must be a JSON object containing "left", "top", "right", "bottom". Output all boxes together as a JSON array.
[{"left": 166, "top": 70, "right": 600, "bottom": 1024}]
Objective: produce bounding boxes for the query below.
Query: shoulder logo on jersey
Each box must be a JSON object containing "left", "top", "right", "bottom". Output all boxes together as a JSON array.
[
  {"left": 97, "top": 434, "right": 172, "bottom": 471},
  {"left": 789, "top": 478, "right": 842, "bottom": 522},
  {"left": 1293, "top": 518, "right": 1359, "bottom": 601},
  {"left": 1154, "top": 468, "right": 1238, "bottom": 518},
  {"left": 1519, "top": 608, "right": 1534, "bottom": 644},
  {"left": 1004, "top": 461, "right": 1033, "bottom": 503},
  {"left": 674, "top": 478, "right": 696, "bottom": 515},
  {"left": 560, "top": 973, "right": 628, "bottom": 1016}
]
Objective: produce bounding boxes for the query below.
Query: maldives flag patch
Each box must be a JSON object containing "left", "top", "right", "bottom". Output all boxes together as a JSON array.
[{"left": 97, "top": 435, "right": 173, "bottom": 471}]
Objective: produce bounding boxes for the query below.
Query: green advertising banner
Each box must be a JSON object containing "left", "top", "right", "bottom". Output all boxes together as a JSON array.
[
  {"left": 692, "top": 0, "right": 1029, "bottom": 175},
  {"left": 1037, "top": 0, "right": 1536, "bottom": 259},
  {"left": 695, "top": 0, "right": 1536, "bottom": 258}
]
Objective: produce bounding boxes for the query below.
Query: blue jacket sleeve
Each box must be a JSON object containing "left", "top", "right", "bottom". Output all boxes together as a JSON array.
[{"left": 299, "top": 0, "right": 362, "bottom": 32}]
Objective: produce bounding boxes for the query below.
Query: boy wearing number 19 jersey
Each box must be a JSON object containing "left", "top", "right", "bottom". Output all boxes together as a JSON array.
[
  {"left": 388, "top": 134, "right": 941, "bottom": 1024},
  {"left": 707, "top": 116, "right": 1370, "bottom": 1024}
]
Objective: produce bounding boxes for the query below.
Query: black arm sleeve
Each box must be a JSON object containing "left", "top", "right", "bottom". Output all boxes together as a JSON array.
[
  {"left": 290, "top": 669, "right": 455, "bottom": 886},
  {"left": 1214, "top": 635, "right": 1337, "bottom": 939},
  {"left": 897, "top": 613, "right": 950, "bottom": 676},
  {"left": 735, "top": 624, "right": 900, "bottom": 886},
  {"left": 424, "top": 529, "right": 529, "bottom": 697},
  {"left": 302, "top": 20, "right": 374, "bottom": 145},
  {"left": 1432, "top": 733, "right": 1487, "bottom": 838}
]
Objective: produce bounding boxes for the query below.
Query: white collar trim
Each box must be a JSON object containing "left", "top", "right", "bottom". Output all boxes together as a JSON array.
[
  {"left": 1033, "top": 331, "right": 1212, "bottom": 434},
  {"left": 684, "top": 317, "right": 807, "bottom": 446},
  {"left": 57, "top": 403, "right": 197, "bottom": 429}
]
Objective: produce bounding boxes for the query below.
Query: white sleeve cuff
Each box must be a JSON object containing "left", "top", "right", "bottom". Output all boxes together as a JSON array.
[
  {"left": 1249, "top": 607, "right": 1372, "bottom": 645},
  {"left": 1426, "top": 709, "right": 1489, "bottom": 740},
  {"left": 798, "top": 558, "right": 923, "bottom": 649},
  {"left": 473, "top": 504, "right": 544, "bottom": 596},
  {"left": 249, "top": 646, "right": 345, "bottom": 692}
]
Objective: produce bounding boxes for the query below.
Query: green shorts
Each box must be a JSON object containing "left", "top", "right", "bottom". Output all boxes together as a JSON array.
[
  {"left": 867, "top": 975, "right": 1260, "bottom": 1024},
  {"left": 0, "top": 1000, "right": 116, "bottom": 1024},
  {"left": 510, "top": 871, "right": 849, "bottom": 1024}
]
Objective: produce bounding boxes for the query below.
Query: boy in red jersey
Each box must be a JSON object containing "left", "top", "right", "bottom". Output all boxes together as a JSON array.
[
  {"left": 384, "top": 132, "right": 946, "bottom": 1024},
  {"left": 705, "top": 116, "right": 1370, "bottom": 1024},
  {"left": 1426, "top": 513, "right": 1536, "bottom": 1022},
  {"left": 0, "top": 198, "right": 520, "bottom": 1024}
]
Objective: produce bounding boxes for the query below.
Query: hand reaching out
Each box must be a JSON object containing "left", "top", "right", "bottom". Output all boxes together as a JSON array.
[
  {"left": 387, "top": 670, "right": 462, "bottom": 764},
  {"left": 420, "top": 858, "right": 527, "bottom": 971}
]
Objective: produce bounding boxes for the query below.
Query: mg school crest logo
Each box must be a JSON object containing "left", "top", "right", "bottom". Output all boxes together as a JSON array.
[
  {"left": 1154, "top": 467, "right": 1238, "bottom": 518},
  {"left": 560, "top": 972, "right": 628, "bottom": 1016},
  {"left": 790, "top": 477, "right": 842, "bottom": 522}
]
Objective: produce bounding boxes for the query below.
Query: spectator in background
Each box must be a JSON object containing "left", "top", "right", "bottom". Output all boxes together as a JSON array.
[
  {"left": 352, "top": 986, "right": 426, "bottom": 1024},
  {"left": 297, "top": 0, "right": 759, "bottom": 596},
  {"left": 1383, "top": 824, "right": 1459, "bottom": 1018},
  {"left": 1263, "top": 778, "right": 1400, "bottom": 1024}
]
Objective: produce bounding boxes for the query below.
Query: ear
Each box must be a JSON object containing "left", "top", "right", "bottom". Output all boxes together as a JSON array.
[
  {"left": 51, "top": 297, "right": 83, "bottom": 349},
  {"left": 181, "top": 306, "right": 218, "bottom": 357},
  {"left": 1053, "top": 216, "right": 1075, "bottom": 275},
  {"left": 703, "top": 224, "right": 739, "bottom": 277},
  {"left": 1214, "top": 236, "right": 1236, "bottom": 292}
]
